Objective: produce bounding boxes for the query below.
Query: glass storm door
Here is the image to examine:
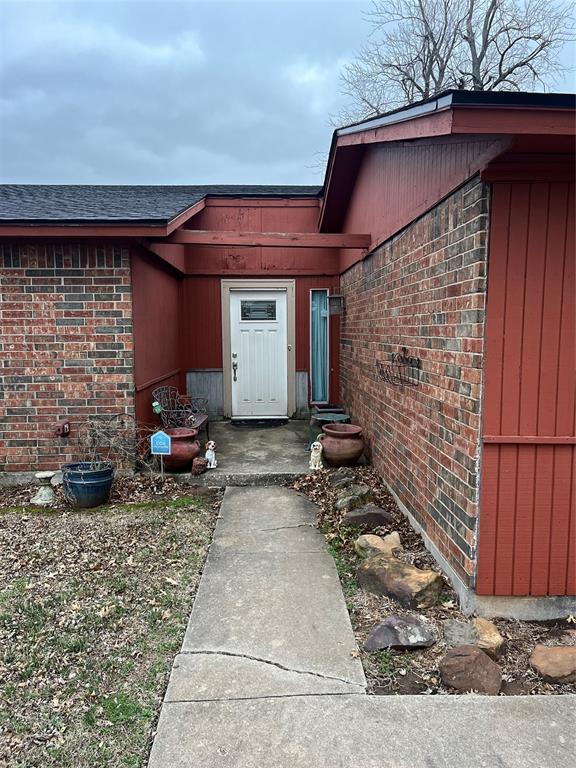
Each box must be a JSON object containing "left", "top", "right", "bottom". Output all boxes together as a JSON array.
[{"left": 230, "top": 290, "right": 288, "bottom": 417}]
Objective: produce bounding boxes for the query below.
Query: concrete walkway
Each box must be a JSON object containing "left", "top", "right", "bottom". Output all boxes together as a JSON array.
[
  {"left": 148, "top": 486, "right": 575, "bottom": 768},
  {"left": 177, "top": 421, "right": 310, "bottom": 486}
]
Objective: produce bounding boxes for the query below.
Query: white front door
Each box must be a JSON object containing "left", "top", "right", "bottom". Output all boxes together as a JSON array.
[{"left": 230, "top": 289, "right": 288, "bottom": 418}]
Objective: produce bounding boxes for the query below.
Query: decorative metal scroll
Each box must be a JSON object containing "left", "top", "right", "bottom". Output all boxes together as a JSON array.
[{"left": 376, "top": 347, "right": 421, "bottom": 387}]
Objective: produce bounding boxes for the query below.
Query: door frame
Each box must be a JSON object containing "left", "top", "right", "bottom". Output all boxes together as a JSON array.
[{"left": 221, "top": 279, "right": 296, "bottom": 418}]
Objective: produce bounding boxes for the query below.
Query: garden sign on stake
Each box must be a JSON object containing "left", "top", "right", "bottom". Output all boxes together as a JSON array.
[{"left": 150, "top": 430, "right": 171, "bottom": 480}]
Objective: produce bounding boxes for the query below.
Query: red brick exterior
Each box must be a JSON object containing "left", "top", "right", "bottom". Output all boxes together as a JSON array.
[
  {"left": 340, "top": 178, "right": 489, "bottom": 587},
  {"left": 0, "top": 243, "right": 134, "bottom": 472}
]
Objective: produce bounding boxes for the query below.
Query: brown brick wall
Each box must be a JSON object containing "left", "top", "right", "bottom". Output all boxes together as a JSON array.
[
  {"left": 339, "top": 177, "right": 489, "bottom": 586},
  {"left": 0, "top": 242, "right": 134, "bottom": 472}
]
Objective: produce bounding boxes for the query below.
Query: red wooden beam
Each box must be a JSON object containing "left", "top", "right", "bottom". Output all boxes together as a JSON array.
[
  {"left": 144, "top": 242, "right": 186, "bottom": 273},
  {"left": 163, "top": 230, "right": 371, "bottom": 249}
]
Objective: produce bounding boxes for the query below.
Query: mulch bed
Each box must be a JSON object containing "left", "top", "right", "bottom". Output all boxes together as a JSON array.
[
  {"left": 292, "top": 467, "right": 576, "bottom": 696},
  {"left": 0, "top": 474, "right": 213, "bottom": 511},
  {"left": 0, "top": 477, "right": 222, "bottom": 767}
]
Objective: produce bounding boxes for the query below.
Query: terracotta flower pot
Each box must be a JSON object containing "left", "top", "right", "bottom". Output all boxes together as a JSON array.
[
  {"left": 163, "top": 427, "right": 201, "bottom": 471},
  {"left": 320, "top": 423, "right": 364, "bottom": 467}
]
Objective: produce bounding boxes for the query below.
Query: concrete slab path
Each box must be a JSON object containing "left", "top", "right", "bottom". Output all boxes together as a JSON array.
[
  {"left": 175, "top": 421, "right": 310, "bottom": 486},
  {"left": 149, "top": 486, "right": 576, "bottom": 768}
]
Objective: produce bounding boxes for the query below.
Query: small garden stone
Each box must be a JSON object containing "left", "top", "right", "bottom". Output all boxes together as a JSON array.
[
  {"left": 335, "top": 484, "right": 372, "bottom": 512},
  {"left": 443, "top": 617, "right": 504, "bottom": 659},
  {"left": 439, "top": 645, "right": 502, "bottom": 694},
  {"left": 342, "top": 503, "right": 393, "bottom": 527},
  {"left": 364, "top": 615, "right": 435, "bottom": 651},
  {"left": 327, "top": 468, "right": 356, "bottom": 490},
  {"left": 530, "top": 644, "right": 576, "bottom": 683},
  {"left": 357, "top": 553, "right": 443, "bottom": 608},
  {"left": 355, "top": 532, "right": 402, "bottom": 558}
]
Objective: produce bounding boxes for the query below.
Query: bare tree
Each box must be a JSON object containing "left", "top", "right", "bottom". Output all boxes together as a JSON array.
[{"left": 337, "top": 0, "right": 574, "bottom": 123}]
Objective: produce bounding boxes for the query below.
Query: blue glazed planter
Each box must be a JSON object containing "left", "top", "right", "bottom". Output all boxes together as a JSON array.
[{"left": 62, "top": 462, "right": 115, "bottom": 509}]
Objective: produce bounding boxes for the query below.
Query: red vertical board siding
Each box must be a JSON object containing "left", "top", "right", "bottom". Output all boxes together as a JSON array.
[
  {"left": 339, "top": 136, "right": 508, "bottom": 271},
  {"left": 181, "top": 276, "right": 223, "bottom": 369},
  {"left": 477, "top": 181, "right": 575, "bottom": 596},
  {"left": 131, "top": 249, "right": 182, "bottom": 425}
]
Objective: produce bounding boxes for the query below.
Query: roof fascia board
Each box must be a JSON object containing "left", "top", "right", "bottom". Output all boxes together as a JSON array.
[
  {"left": 451, "top": 106, "right": 576, "bottom": 135},
  {"left": 337, "top": 94, "right": 453, "bottom": 137},
  {"left": 165, "top": 198, "right": 206, "bottom": 235},
  {"left": 318, "top": 132, "right": 342, "bottom": 232},
  {"left": 0, "top": 224, "right": 169, "bottom": 237},
  {"left": 337, "top": 109, "right": 455, "bottom": 147}
]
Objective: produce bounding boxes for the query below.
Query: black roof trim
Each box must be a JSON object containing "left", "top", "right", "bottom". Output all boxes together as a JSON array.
[{"left": 336, "top": 89, "right": 576, "bottom": 136}]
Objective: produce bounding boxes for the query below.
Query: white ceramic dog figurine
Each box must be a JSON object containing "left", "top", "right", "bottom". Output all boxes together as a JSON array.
[
  {"left": 309, "top": 440, "right": 323, "bottom": 471},
  {"left": 205, "top": 440, "right": 218, "bottom": 469}
]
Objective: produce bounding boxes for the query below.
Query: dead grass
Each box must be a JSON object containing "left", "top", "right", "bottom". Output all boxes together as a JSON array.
[
  {"left": 293, "top": 468, "right": 576, "bottom": 696},
  {"left": 0, "top": 481, "right": 221, "bottom": 767}
]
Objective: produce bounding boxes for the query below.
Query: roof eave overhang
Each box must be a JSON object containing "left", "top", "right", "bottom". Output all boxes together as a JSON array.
[{"left": 320, "top": 95, "right": 576, "bottom": 230}]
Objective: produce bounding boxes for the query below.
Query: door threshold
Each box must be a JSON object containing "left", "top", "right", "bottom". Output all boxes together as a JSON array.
[
  {"left": 230, "top": 416, "right": 288, "bottom": 421},
  {"left": 230, "top": 417, "right": 289, "bottom": 429}
]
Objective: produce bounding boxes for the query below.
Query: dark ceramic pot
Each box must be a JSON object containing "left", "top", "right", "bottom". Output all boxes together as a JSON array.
[
  {"left": 163, "top": 427, "right": 201, "bottom": 471},
  {"left": 320, "top": 423, "right": 364, "bottom": 467},
  {"left": 62, "top": 461, "right": 115, "bottom": 508}
]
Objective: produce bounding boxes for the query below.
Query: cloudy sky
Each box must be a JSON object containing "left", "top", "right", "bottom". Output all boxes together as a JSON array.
[{"left": 0, "top": 0, "right": 574, "bottom": 186}]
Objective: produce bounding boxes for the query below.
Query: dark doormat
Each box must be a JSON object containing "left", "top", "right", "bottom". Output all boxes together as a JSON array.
[{"left": 230, "top": 419, "right": 288, "bottom": 429}]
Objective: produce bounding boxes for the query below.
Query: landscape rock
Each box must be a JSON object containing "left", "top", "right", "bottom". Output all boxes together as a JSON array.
[
  {"left": 357, "top": 553, "right": 443, "bottom": 608},
  {"left": 342, "top": 503, "right": 393, "bottom": 528},
  {"left": 354, "top": 532, "right": 402, "bottom": 559},
  {"left": 443, "top": 619, "right": 477, "bottom": 648},
  {"left": 473, "top": 617, "right": 505, "bottom": 659},
  {"left": 443, "top": 617, "right": 504, "bottom": 659},
  {"left": 327, "top": 468, "right": 356, "bottom": 490},
  {"left": 191, "top": 457, "right": 208, "bottom": 476},
  {"left": 335, "top": 484, "right": 373, "bottom": 513},
  {"left": 529, "top": 644, "right": 576, "bottom": 683},
  {"left": 364, "top": 615, "right": 435, "bottom": 651},
  {"left": 439, "top": 645, "right": 502, "bottom": 694}
]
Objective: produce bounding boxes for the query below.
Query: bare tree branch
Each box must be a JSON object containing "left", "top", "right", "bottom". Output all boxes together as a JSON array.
[{"left": 335, "top": 0, "right": 575, "bottom": 123}]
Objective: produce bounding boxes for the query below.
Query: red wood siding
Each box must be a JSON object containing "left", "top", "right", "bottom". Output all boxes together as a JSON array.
[
  {"left": 188, "top": 198, "right": 320, "bottom": 232},
  {"left": 178, "top": 245, "right": 338, "bottom": 276},
  {"left": 131, "top": 249, "right": 182, "bottom": 425},
  {"left": 181, "top": 199, "right": 335, "bottom": 276},
  {"left": 477, "top": 181, "right": 575, "bottom": 596},
  {"left": 339, "top": 136, "right": 508, "bottom": 272},
  {"left": 181, "top": 277, "right": 222, "bottom": 370}
]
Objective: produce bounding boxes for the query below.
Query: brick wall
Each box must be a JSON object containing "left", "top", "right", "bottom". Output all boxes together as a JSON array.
[
  {"left": 340, "top": 177, "right": 489, "bottom": 587},
  {"left": 0, "top": 243, "right": 134, "bottom": 472}
]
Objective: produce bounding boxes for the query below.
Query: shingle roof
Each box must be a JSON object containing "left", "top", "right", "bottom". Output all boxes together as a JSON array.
[{"left": 0, "top": 184, "right": 323, "bottom": 225}]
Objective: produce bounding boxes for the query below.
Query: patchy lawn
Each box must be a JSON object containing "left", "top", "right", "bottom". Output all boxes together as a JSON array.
[
  {"left": 0, "top": 478, "right": 220, "bottom": 767},
  {"left": 294, "top": 468, "right": 576, "bottom": 697}
]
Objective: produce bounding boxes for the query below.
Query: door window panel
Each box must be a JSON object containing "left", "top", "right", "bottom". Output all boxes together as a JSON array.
[{"left": 241, "top": 300, "right": 276, "bottom": 321}]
